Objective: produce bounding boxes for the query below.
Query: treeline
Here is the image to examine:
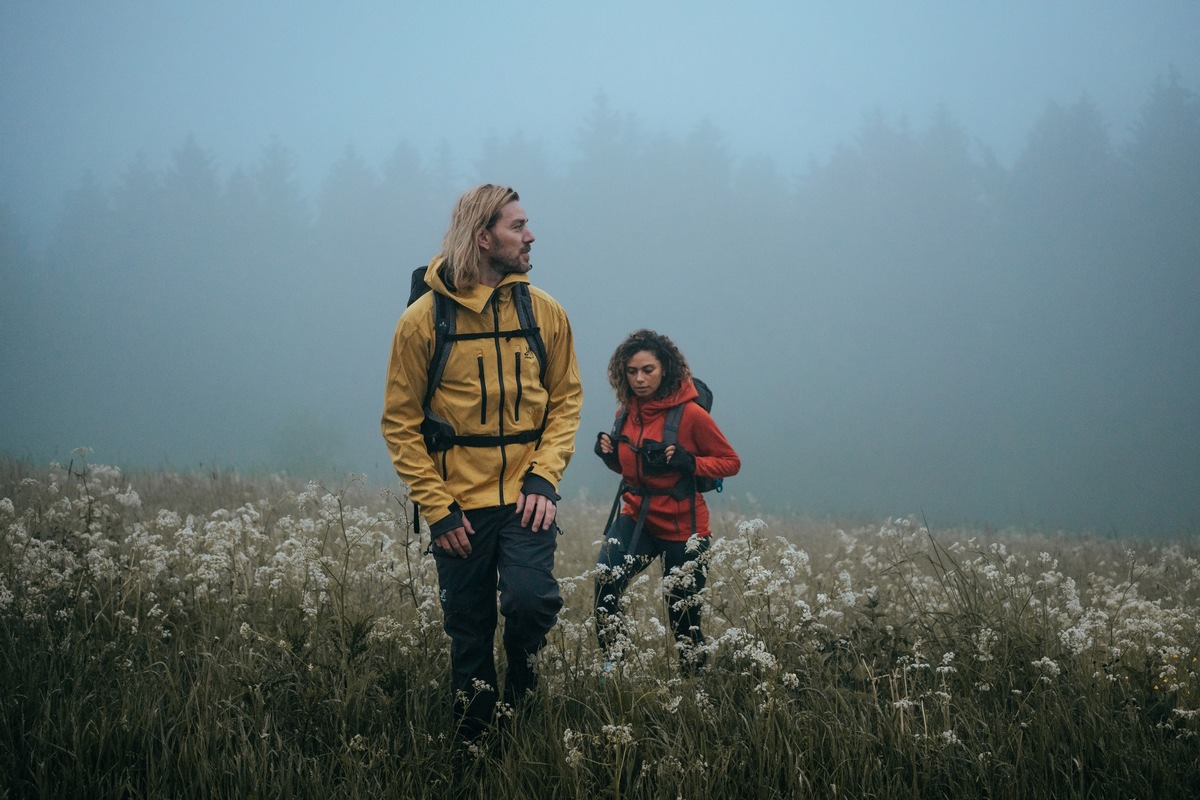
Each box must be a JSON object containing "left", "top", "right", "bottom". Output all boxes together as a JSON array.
[{"left": 1, "top": 72, "right": 1197, "bottom": 531}]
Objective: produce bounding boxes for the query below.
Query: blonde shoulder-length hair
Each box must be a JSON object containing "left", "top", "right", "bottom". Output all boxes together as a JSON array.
[{"left": 439, "top": 184, "right": 519, "bottom": 290}]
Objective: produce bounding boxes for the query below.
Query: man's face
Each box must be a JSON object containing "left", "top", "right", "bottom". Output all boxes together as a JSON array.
[{"left": 480, "top": 200, "right": 535, "bottom": 277}]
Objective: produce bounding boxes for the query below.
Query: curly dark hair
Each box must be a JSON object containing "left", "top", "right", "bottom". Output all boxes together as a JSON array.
[{"left": 606, "top": 329, "right": 691, "bottom": 406}]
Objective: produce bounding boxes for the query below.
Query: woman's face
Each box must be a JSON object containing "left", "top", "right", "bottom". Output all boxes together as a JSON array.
[{"left": 625, "top": 350, "right": 663, "bottom": 399}]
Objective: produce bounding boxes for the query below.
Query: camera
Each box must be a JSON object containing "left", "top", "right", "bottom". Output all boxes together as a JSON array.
[{"left": 639, "top": 440, "right": 672, "bottom": 473}]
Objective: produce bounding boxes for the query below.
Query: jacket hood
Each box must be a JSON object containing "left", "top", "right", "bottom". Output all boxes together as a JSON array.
[
  {"left": 424, "top": 255, "right": 532, "bottom": 315},
  {"left": 629, "top": 378, "right": 699, "bottom": 419}
]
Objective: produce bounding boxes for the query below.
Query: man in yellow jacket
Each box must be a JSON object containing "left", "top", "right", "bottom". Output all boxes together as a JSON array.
[{"left": 382, "top": 184, "right": 583, "bottom": 743}]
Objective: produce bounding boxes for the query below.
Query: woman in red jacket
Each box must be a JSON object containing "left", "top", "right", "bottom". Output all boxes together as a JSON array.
[{"left": 593, "top": 329, "right": 740, "bottom": 671}]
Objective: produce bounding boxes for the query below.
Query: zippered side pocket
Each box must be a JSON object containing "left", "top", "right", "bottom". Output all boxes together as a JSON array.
[
  {"left": 477, "top": 355, "right": 487, "bottom": 424},
  {"left": 514, "top": 350, "right": 523, "bottom": 422}
]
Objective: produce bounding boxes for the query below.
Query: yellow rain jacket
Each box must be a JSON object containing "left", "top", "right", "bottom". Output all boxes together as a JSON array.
[{"left": 382, "top": 258, "right": 583, "bottom": 532}]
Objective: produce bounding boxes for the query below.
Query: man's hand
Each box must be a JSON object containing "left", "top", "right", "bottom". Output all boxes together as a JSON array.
[
  {"left": 516, "top": 491, "right": 557, "bottom": 532},
  {"left": 433, "top": 514, "right": 476, "bottom": 558}
]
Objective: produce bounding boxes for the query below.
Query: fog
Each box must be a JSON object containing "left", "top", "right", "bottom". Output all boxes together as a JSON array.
[{"left": 2, "top": 2, "right": 1198, "bottom": 534}]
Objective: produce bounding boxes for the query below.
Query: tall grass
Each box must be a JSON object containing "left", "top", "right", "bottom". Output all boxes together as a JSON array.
[{"left": 2, "top": 454, "right": 1198, "bottom": 798}]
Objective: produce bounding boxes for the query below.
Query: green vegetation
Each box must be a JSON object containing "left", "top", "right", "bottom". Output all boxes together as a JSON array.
[{"left": 2, "top": 456, "right": 1198, "bottom": 798}]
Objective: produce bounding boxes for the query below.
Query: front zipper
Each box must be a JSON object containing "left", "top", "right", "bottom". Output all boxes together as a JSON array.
[
  {"left": 631, "top": 411, "right": 648, "bottom": 519},
  {"left": 634, "top": 412, "right": 646, "bottom": 483},
  {"left": 492, "top": 292, "right": 509, "bottom": 506}
]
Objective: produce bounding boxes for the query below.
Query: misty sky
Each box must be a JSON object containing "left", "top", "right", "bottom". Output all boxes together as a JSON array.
[
  {"left": 2, "top": 2, "right": 1199, "bottom": 534},
  {"left": 3, "top": 1, "right": 1198, "bottom": 244}
]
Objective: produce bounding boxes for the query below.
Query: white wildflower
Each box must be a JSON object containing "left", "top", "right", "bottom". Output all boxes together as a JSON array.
[
  {"left": 737, "top": 518, "right": 767, "bottom": 537},
  {"left": 563, "top": 729, "right": 585, "bottom": 767},
  {"left": 602, "top": 723, "right": 634, "bottom": 748},
  {"left": 973, "top": 628, "right": 997, "bottom": 662},
  {"left": 1032, "top": 656, "right": 1061, "bottom": 679},
  {"left": 115, "top": 486, "right": 142, "bottom": 509}
]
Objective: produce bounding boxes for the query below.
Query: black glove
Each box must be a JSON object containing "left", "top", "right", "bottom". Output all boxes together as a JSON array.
[
  {"left": 668, "top": 444, "right": 696, "bottom": 473},
  {"left": 594, "top": 432, "right": 620, "bottom": 469}
]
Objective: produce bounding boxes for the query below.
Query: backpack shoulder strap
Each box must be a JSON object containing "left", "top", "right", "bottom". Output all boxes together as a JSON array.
[
  {"left": 512, "top": 283, "right": 547, "bottom": 383},
  {"left": 422, "top": 292, "right": 456, "bottom": 410},
  {"left": 661, "top": 403, "right": 685, "bottom": 446},
  {"left": 610, "top": 407, "right": 628, "bottom": 440}
]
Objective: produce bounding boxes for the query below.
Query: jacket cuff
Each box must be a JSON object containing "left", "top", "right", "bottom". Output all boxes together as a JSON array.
[
  {"left": 428, "top": 504, "right": 464, "bottom": 538},
  {"left": 521, "top": 473, "right": 561, "bottom": 503}
]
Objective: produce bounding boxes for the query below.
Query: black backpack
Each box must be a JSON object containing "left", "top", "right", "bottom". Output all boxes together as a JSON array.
[{"left": 407, "top": 265, "right": 548, "bottom": 453}]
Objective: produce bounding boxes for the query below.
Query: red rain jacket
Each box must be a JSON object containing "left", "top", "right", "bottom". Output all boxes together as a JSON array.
[{"left": 602, "top": 379, "right": 740, "bottom": 541}]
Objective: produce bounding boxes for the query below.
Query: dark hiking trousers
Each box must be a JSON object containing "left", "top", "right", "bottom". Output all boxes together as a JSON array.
[
  {"left": 432, "top": 504, "right": 562, "bottom": 740},
  {"left": 593, "top": 513, "right": 710, "bottom": 664}
]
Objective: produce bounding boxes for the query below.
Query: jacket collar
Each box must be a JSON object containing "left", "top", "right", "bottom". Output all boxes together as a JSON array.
[
  {"left": 630, "top": 378, "right": 699, "bottom": 419},
  {"left": 424, "top": 255, "right": 531, "bottom": 315}
]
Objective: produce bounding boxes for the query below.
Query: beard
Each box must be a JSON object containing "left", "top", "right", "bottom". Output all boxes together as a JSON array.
[{"left": 489, "top": 251, "right": 532, "bottom": 275}]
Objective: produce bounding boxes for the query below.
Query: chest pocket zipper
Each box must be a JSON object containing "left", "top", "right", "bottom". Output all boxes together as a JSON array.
[
  {"left": 477, "top": 355, "right": 487, "bottom": 424},
  {"left": 514, "top": 350, "right": 523, "bottom": 422}
]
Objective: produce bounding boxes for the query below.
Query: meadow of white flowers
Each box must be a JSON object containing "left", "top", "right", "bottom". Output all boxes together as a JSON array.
[{"left": 2, "top": 454, "right": 1198, "bottom": 798}]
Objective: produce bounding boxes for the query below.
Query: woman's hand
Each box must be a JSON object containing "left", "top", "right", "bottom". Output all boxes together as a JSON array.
[{"left": 598, "top": 433, "right": 613, "bottom": 454}]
